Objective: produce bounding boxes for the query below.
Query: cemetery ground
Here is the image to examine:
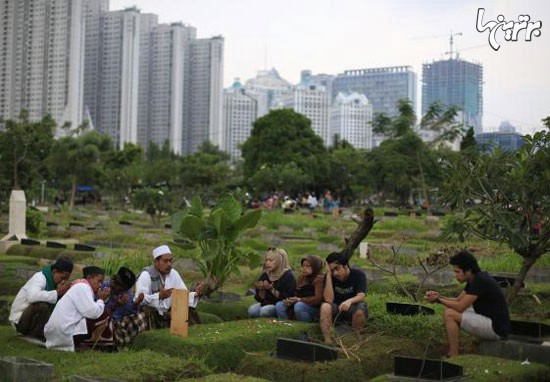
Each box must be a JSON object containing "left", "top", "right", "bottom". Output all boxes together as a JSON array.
[{"left": 0, "top": 205, "right": 549, "bottom": 381}]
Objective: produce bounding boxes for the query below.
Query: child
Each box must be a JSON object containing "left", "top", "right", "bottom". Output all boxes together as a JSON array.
[
  {"left": 248, "top": 248, "right": 295, "bottom": 318},
  {"left": 276, "top": 255, "right": 324, "bottom": 322}
]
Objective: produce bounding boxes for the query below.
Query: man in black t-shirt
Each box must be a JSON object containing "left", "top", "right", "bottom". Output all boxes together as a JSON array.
[
  {"left": 320, "top": 253, "right": 368, "bottom": 344},
  {"left": 425, "top": 250, "right": 510, "bottom": 357}
]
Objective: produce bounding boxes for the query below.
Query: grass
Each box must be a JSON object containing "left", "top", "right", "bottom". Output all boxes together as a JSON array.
[
  {"left": 1, "top": 205, "right": 549, "bottom": 380},
  {"left": 0, "top": 326, "right": 212, "bottom": 381}
]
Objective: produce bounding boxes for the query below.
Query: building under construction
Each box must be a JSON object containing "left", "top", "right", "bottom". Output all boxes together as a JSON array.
[{"left": 422, "top": 58, "right": 483, "bottom": 134}]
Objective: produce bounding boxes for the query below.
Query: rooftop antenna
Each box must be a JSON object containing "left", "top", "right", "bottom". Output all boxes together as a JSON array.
[{"left": 445, "top": 31, "right": 462, "bottom": 59}]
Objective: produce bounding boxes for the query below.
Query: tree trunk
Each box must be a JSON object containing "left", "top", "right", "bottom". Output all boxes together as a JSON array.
[
  {"left": 69, "top": 176, "right": 77, "bottom": 209},
  {"left": 507, "top": 255, "right": 537, "bottom": 304},
  {"left": 339, "top": 208, "right": 375, "bottom": 261}
]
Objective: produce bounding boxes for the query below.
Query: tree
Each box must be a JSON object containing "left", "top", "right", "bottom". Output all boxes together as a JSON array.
[
  {"left": 103, "top": 143, "right": 143, "bottom": 205},
  {"left": 370, "top": 99, "right": 461, "bottom": 207},
  {"left": 241, "top": 109, "right": 328, "bottom": 193},
  {"left": 440, "top": 124, "right": 550, "bottom": 303},
  {"left": 460, "top": 126, "right": 477, "bottom": 153},
  {"left": 172, "top": 194, "right": 262, "bottom": 295},
  {"left": 46, "top": 131, "right": 113, "bottom": 208},
  {"left": 0, "top": 111, "right": 55, "bottom": 190}
]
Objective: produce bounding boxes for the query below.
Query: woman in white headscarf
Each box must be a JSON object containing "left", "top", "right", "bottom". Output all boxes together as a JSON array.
[{"left": 248, "top": 248, "right": 296, "bottom": 318}]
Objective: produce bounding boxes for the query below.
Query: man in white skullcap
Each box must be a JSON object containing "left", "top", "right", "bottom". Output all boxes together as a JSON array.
[{"left": 135, "top": 245, "right": 201, "bottom": 329}]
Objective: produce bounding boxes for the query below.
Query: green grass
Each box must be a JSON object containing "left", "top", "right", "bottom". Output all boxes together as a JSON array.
[{"left": 0, "top": 326, "right": 212, "bottom": 381}]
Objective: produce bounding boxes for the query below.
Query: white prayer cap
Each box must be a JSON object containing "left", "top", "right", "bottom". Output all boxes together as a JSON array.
[{"left": 152, "top": 245, "right": 171, "bottom": 259}]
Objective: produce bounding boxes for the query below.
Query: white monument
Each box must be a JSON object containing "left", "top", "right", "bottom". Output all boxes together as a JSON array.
[
  {"left": 2, "top": 190, "right": 27, "bottom": 241},
  {"left": 359, "top": 242, "right": 369, "bottom": 259}
]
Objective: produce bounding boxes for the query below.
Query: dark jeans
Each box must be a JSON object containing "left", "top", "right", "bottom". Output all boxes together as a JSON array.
[{"left": 16, "top": 302, "right": 51, "bottom": 340}]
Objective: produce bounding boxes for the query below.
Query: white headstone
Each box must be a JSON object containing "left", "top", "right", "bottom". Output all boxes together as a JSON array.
[
  {"left": 359, "top": 242, "right": 369, "bottom": 259},
  {"left": 2, "top": 190, "right": 27, "bottom": 241}
]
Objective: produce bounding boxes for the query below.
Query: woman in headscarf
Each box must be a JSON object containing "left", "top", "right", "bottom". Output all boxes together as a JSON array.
[
  {"left": 248, "top": 248, "right": 296, "bottom": 318},
  {"left": 276, "top": 255, "right": 324, "bottom": 322}
]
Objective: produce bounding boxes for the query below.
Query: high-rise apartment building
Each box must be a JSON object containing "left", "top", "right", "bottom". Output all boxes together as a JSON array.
[
  {"left": 142, "top": 22, "right": 195, "bottom": 155},
  {"left": 331, "top": 92, "right": 373, "bottom": 149},
  {"left": 223, "top": 80, "right": 258, "bottom": 159},
  {"left": 422, "top": 58, "right": 483, "bottom": 134},
  {"left": 91, "top": 7, "right": 141, "bottom": 148},
  {"left": 135, "top": 13, "right": 160, "bottom": 149},
  {"left": 301, "top": 70, "right": 334, "bottom": 99},
  {"left": 0, "top": 0, "right": 90, "bottom": 134},
  {"left": 284, "top": 84, "right": 330, "bottom": 145},
  {"left": 332, "top": 66, "right": 417, "bottom": 118},
  {"left": 83, "top": 0, "right": 110, "bottom": 130},
  {"left": 182, "top": 36, "right": 224, "bottom": 154},
  {"left": 244, "top": 68, "right": 292, "bottom": 117}
]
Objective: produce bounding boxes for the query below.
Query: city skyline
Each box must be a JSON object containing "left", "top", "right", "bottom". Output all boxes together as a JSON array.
[{"left": 110, "top": 0, "right": 550, "bottom": 135}]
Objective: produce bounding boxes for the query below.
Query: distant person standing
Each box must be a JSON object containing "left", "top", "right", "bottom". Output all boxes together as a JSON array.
[
  {"left": 425, "top": 250, "right": 510, "bottom": 357},
  {"left": 9, "top": 257, "right": 73, "bottom": 340},
  {"left": 307, "top": 193, "right": 318, "bottom": 212}
]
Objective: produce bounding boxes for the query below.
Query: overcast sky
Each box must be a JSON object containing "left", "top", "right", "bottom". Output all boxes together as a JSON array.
[{"left": 110, "top": 0, "right": 549, "bottom": 134}]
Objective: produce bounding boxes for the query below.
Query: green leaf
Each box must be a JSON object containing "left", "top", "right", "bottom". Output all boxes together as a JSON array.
[
  {"left": 233, "top": 209, "right": 262, "bottom": 232},
  {"left": 179, "top": 215, "right": 205, "bottom": 240},
  {"left": 215, "top": 195, "right": 242, "bottom": 223},
  {"left": 189, "top": 195, "right": 204, "bottom": 218}
]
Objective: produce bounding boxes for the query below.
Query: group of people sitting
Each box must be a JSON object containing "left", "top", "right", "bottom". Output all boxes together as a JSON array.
[
  {"left": 9, "top": 243, "right": 510, "bottom": 357},
  {"left": 248, "top": 248, "right": 511, "bottom": 354},
  {"left": 9, "top": 245, "right": 200, "bottom": 352},
  {"left": 248, "top": 248, "right": 368, "bottom": 344}
]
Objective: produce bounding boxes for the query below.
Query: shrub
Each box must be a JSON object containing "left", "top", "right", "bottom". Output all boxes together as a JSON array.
[{"left": 26, "top": 208, "right": 43, "bottom": 235}]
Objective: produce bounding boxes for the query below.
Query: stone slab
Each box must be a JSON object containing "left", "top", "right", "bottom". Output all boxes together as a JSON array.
[
  {"left": 479, "top": 339, "right": 550, "bottom": 365},
  {"left": 0, "top": 356, "right": 52, "bottom": 382}
]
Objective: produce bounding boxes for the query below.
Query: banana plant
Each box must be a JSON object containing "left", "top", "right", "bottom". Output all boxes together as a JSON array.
[{"left": 172, "top": 194, "right": 262, "bottom": 296}]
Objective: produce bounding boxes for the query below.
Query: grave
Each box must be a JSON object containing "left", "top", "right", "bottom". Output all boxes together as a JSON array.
[
  {"left": 46, "top": 241, "right": 66, "bottom": 249},
  {"left": 384, "top": 211, "right": 398, "bottom": 217},
  {"left": 1, "top": 190, "right": 27, "bottom": 241},
  {"left": 74, "top": 243, "right": 96, "bottom": 252},
  {"left": 392, "top": 356, "right": 464, "bottom": 381},
  {"left": 203, "top": 291, "right": 241, "bottom": 303},
  {"left": 46, "top": 222, "right": 58, "bottom": 227},
  {"left": 71, "top": 375, "right": 121, "bottom": 382},
  {"left": 508, "top": 320, "right": 550, "bottom": 343},
  {"left": 15, "top": 268, "right": 36, "bottom": 280},
  {"left": 0, "top": 356, "right": 53, "bottom": 382},
  {"left": 386, "top": 302, "right": 435, "bottom": 316},
  {"left": 275, "top": 338, "right": 338, "bottom": 362},
  {"left": 479, "top": 339, "right": 550, "bottom": 365},
  {"left": 71, "top": 377, "right": 123, "bottom": 382},
  {"left": 118, "top": 220, "right": 132, "bottom": 225},
  {"left": 492, "top": 275, "right": 525, "bottom": 288},
  {"left": 20, "top": 238, "right": 40, "bottom": 246}
]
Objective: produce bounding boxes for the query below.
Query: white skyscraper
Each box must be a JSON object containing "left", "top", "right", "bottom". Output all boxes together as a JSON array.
[
  {"left": 284, "top": 85, "right": 330, "bottom": 145},
  {"left": 223, "top": 80, "right": 258, "bottom": 159},
  {"left": 331, "top": 92, "right": 373, "bottom": 149},
  {"left": 0, "top": 0, "right": 90, "bottom": 134},
  {"left": 244, "top": 68, "right": 292, "bottom": 117},
  {"left": 183, "top": 36, "right": 224, "bottom": 154},
  {"left": 95, "top": 7, "right": 141, "bottom": 148}
]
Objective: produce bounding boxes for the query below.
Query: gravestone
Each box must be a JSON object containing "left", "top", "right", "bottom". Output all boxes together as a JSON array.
[
  {"left": 1, "top": 190, "right": 27, "bottom": 241},
  {"left": 276, "top": 338, "right": 338, "bottom": 362},
  {"left": 359, "top": 242, "right": 369, "bottom": 259},
  {"left": 386, "top": 302, "right": 435, "bottom": 316},
  {"left": 0, "top": 356, "right": 53, "bottom": 382},
  {"left": 20, "top": 238, "right": 40, "bottom": 246},
  {"left": 203, "top": 291, "right": 241, "bottom": 303},
  {"left": 46, "top": 241, "right": 66, "bottom": 249},
  {"left": 74, "top": 243, "right": 96, "bottom": 252},
  {"left": 509, "top": 320, "right": 550, "bottom": 343},
  {"left": 392, "top": 356, "right": 463, "bottom": 380}
]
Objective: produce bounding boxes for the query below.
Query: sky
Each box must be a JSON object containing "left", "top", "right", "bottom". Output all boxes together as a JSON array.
[{"left": 110, "top": 0, "right": 550, "bottom": 134}]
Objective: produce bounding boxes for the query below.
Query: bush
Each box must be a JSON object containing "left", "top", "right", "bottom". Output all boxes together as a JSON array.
[{"left": 26, "top": 208, "right": 42, "bottom": 235}]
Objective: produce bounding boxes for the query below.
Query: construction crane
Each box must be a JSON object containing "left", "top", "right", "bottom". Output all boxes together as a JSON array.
[{"left": 445, "top": 31, "right": 462, "bottom": 60}]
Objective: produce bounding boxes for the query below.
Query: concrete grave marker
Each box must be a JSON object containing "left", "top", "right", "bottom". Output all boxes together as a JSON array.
[
  {"left": 0, "top": 356, "right": 53, "bottom": 382},
  {"left": 2, "top": 190, "right": 27, "bottom": 241}
]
